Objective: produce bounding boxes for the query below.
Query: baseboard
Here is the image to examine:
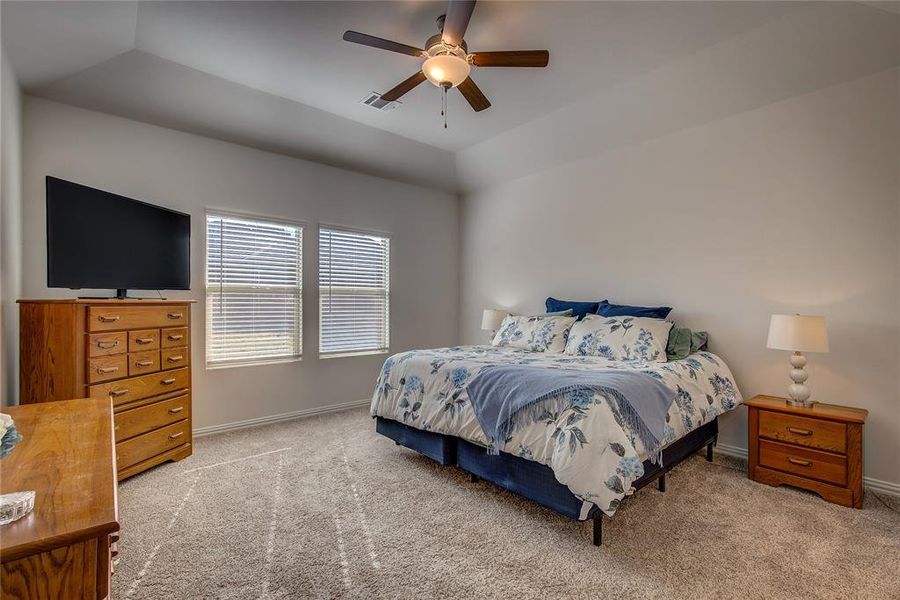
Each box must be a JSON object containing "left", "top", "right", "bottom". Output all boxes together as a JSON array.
[
  {"left": 714, "top": 442, "right": 899, "bottom": 497},
  {"left": 193, "top": 398, "right": 371, "bottom": 437}
]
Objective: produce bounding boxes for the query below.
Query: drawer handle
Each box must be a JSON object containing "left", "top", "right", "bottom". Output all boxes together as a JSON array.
[
  {"left": 98, "top": 314, "right": 120, "bottom": 323},
  {"left": 169, "top": 432, "right": 184, "bottom": 440},
  {"left": 167, "top": 334, "right": 184, "bottom": 341},
  {"left": 167, "top": 312, "right": 183, "bottom": 320},
  {"left": 135, "top": 337, "right": 155, "bottom": 345},
  {"left": 97, "top": 340, "right": 119, "bottom": 349},
  {"left": 135, "top": 360, "right": 154, "bottom": 367},
  {"left": 787, "top": 457, "right": 812, "bottom": 467},
  {"left": 787, "top": 427, "right": 813, "bottom": 436},
  {"left": 97, "top": 366, "right": 119, "bottom": 374},
  {"left": 168, "top": 406, "right": 184, "bottom": 414},
  {"left": 167, "top": 355, "right": 184, "bottom": 363},
  {"left": 161, "top": 377, "right": 177, "bottom": 385},
  {"left": 110, "top": 389, "right": 129, "bottom": 397}
]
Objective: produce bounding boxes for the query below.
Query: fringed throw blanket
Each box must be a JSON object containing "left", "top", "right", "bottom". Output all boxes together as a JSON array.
[{"left": 466, "top": 365, "right": 675, "bottom": 461}]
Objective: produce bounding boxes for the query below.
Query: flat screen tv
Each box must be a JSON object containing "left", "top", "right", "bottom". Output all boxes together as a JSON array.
[{"left": 46, "top": 176, "right": 191, "bottom": 298}]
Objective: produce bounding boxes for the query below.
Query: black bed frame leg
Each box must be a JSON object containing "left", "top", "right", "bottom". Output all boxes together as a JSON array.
[
  {"left": 657, "top": 473, "right": 666, "bottom": 492},
  {"left": 592, "top": 513, "right": 603, "bottom": 546},
  {"left": 469, "top": 473, "right": 479, "bottom": 483},
  {"left": 706, "top": 442, "right": 714, "bottom": 462}
]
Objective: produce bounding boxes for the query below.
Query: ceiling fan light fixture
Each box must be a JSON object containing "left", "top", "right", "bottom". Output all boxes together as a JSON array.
[{"left": 422, "top": 51, "right": 470, "bottom": 88}]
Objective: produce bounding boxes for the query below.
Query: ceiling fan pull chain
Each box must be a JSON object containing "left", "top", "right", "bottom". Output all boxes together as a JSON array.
[{"left": 443, "top": 85, "right": 448, "bottom": 129}]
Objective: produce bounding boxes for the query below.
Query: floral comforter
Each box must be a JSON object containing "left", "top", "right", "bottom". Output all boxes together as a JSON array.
[{"left": 370, "top": 345, "right": 742, "bottom": 515}]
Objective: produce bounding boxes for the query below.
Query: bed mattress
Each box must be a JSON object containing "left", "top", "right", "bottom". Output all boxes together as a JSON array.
[{"left": 371, "top": 345, "right": 742, "bottom": 514}]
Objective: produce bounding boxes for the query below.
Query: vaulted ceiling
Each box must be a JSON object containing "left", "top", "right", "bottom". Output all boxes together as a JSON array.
[{"left": 2, "top": 1, "right": 898, "bottom": 192}]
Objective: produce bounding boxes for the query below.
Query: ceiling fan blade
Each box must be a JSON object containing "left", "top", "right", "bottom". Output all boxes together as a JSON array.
[
  {"left": 471, "top": 50, "right": 549, "bottom": 67},
  {"left": 342, "top": 31, "right": 424, "bottom": 57},
  {"left": 457, "top": 77, "right": 490, "bottom": 112},
  {"left": 381, "top": 71, "right": 427, "bottom": 102},
  {"left": 442, "top": 0, "right": 476, "bottom": 47}
]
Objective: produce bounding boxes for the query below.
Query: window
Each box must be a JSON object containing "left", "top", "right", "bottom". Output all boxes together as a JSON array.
[
  {"left": 206, "top": 212, "right": 302, "bottom": 367},
  {"left": 319, "top": 226, "right": 390, "bottom": 357}
]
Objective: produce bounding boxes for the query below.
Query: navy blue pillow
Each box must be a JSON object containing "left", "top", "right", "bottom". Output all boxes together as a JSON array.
[
  {"left": 545, "top": 297, "right": 605, "bottom": 320},
  {"left": 596, "top": 300, "right": 672, "bottom": 319}
]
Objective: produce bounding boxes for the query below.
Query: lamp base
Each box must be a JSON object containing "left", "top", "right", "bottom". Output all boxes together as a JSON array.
[
  {"left": 785, "top": 352, "right": 814, "bottom": 407},
  {"left": 785, "top": 398, "right": 816, "bottom": 408}
]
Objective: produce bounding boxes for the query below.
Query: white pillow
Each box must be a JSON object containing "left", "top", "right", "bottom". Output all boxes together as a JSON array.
[
  {"left": 491, "top": 314, "right": 577, "bottom": 353},
  {"left": 564, "top": 316, "right": 673, "bottom": 362}
]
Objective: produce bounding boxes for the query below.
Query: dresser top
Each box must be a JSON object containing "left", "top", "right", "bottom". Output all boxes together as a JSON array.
[
  {"left": 0, "top": 397, "right": 119, "bottom": 562},
  {"left": 18, "top": 298, "right": 194, "bottom": 304},
  {"left": 745, "top": 395, "right": 868, "bottom": 423}
]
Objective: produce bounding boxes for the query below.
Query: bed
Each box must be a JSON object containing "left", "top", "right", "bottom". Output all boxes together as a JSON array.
[{"left": 370, "top": 344, "right": 742, "bottom": 545}]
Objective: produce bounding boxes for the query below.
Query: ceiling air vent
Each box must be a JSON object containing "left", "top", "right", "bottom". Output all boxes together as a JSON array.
[{"left": 360, "top": 92, "right": 401, "bottom": 112}]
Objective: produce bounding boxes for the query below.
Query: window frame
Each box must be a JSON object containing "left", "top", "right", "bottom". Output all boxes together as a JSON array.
[
  {"left": 205, "top": 209, "right": 305, "bottom": 369},
  {"left": 317, "top": 223, "right": 391, "bottom": 360}
]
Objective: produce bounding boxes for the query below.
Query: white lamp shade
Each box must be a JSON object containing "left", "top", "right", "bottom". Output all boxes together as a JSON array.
[
  {"left": 766, "top": 314, "right": 829, "bottom": 353},
  {"left": 481, "top": 309, "right": 507, "bottom": 331},
  {"left": 423, "top": 54, "right": 471, "bottom": 87}
]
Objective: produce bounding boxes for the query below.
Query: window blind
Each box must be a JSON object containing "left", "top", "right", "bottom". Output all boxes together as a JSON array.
[
  {"left": 319, "top": 227, "right": 390, "bottom": 356},
  {"left": 206, "top": 213, "right": 302, "bottom": 367}
]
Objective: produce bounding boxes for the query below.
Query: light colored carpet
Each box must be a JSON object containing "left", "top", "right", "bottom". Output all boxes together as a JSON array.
[{"left": 114, "top": 407, "right": 900, "bottom": 599}]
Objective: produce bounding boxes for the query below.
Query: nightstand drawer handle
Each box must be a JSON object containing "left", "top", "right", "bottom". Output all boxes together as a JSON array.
[
  {"left": 787, "top": 427, "right": 813, "bottom": 436},
  {"left": 98, "top": 314, "right": 120, "bottom": 323},
  {"left": 167, "top": 312, "right": 183, "bottom": 320},
  {"left": 169, "top": 432, "right": 184, "bottom": 440},
  {"left": 97, "top": 366, "right": 119, "bottom": 374},
  {"left": 135, "top": 360, "right": 154, "bottom": 367},
  {"left": 787, "top": 457, "right": 812, "bottom": 467},
  {"left": 167, "top": 355, "right": 184, "bottom": 363},
  {"left": 135, "top": 337, "right": 154, "bottom": 345},
  {"left": 161, "top": 377, "right": 177, "bottom": 385},
  {"left": 167, "top": 334, "right": 184, "bottom": 341},
  {"left": 110, "top": 389, "right": 128, "bottom": 397},
  {"left": 168, "top": 406, "right": 184, "bottom": 414},
  {"left": 97, "top": 340, "right": 119, "bottom": 349}
]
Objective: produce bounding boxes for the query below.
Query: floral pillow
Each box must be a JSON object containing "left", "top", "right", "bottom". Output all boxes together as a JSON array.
[
  {"left": 491, "top": 314, "right": 577, "bottom": 353},
  {"left": 564, "top": 316, "right": 673, "bottom": 362}
]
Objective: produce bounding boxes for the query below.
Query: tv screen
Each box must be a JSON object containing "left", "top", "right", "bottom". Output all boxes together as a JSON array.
[{"left": 46, "top": 177, "right": 191, "bottom": 292}]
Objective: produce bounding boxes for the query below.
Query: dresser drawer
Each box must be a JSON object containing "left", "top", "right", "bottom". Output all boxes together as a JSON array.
[
  {"left": 161, "top": 347, "right": 189, "bottom": 370},
  {"left": 129, "top": 350, "right": 160, "bottom": 376},
  {"left": 87, "top": 331, "right": 127, "bottom": 357},
  {"left": 759, "top": 439, "right": 847, "bottom": 486},
  {"left": 128, "top": 329, "right": 160, "bottom": 352},
  {"left": 115, "top": 394, "right": 190, "bottom": 442},
  {"left": 161, "top": 327, "right": 188, "bottom": 348},
  {"left": 88, "top": 367, "right": 190, "bottom": 407},
  {"left": 87, "top": 354, "right": 127, "bottom": 384},
  {"left": 759, "top": 411, "right": 846, "bottom": 454},
  {"left": 87, "top": 305, "right": 189, "bottom": 332},
  {"left": 116, "top": 420, "right": 190, "bottom": 470}
]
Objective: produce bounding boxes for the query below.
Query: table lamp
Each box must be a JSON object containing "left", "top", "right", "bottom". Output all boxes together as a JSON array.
[
  {"left": 481, "top": 309, "right": 507, "bottom": 342},
  {"left": 766, "top": 314, "right": 829, "bottom": 407}
]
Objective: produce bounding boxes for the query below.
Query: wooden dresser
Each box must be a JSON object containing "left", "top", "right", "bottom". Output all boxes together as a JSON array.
[
  {"left": 746, "top": 395, "right": 868, "bottom": 508},
  {"left": 1, "top": 397, "right": 119, "bottom": 599},
  {"left": 19, "top": 299, "right": 193, "bottom": 479}
]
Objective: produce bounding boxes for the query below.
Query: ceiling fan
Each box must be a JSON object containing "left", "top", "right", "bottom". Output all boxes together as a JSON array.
[{"left": 342, "top": 0, "right": 549, "bottom": 122}]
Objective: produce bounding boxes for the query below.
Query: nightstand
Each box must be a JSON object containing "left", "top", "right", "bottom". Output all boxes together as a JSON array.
[{"left": 746, "top": 395, "right": 868, "bottom": 508}]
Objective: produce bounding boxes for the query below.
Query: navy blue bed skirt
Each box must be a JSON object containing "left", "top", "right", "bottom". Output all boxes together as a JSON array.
[{"left": 376, "top": 416, "right": 718, "bottom": 521}]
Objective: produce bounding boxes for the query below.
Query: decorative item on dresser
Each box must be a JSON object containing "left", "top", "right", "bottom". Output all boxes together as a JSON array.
[
  {"left": 18, "top": 299, "right": 194, "bottom": 479},
  {"left": 766, "top": 314, "right": 829, "bottom": 407},
  {"left": 746, "top": 395, "right": 867, "bottom": 508},
  {"left": 1, "top": 397, "right": 119, "bottom": 600}
]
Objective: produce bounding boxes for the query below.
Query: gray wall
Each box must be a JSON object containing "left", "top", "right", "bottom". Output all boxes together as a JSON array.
[
  {"left": 460, "top": 68, "right": 900, "bottom": 489},
  {"left": 1, "top": 49, "right": 22, "bottom": 407},
  {"left": 20, "top": 96, "right": 460, "bottom": 429}
]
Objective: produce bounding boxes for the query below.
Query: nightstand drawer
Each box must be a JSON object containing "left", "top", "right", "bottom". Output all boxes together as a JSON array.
[
  {"left": 759, "top": 439, "right": 847, "bottom": 486},
  {"left": 759, "top": 411, "right": 846, "bottom": 454}
]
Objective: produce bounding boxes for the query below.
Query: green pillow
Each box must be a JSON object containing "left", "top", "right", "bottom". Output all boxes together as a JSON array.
[
  {"left": 690, "top": 330, "right": 709, "bottom": 353},
  {"left": 544, "top": 309, "right": 574, "bottom": 317},
  {"left": 666, "top": 326, "right": 692, "bottom": 360}
]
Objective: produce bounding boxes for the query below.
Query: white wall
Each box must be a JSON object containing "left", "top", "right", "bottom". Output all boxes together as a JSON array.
[
  {"left": 1, "top": 49, "right": 23, "bottom": 407},
  {"left": 21, "top": 96, "right": 460, "bottom": 428},
  {"left": 460, "top": 68, "right": 900, "bottom": 488}
]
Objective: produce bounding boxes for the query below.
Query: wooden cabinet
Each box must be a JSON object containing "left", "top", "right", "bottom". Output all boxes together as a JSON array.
[
  {"left": 18, "top": 299, "right": 194, "bottom": 480},
  {"left": 746, "top": 395, "right": 868, "bottom": 508},
  {"left": 0, "top": 398, "right": 119, "bottom": 599}
]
